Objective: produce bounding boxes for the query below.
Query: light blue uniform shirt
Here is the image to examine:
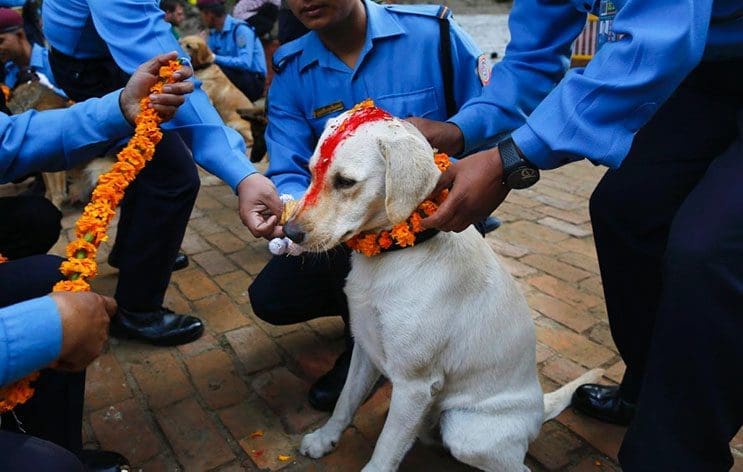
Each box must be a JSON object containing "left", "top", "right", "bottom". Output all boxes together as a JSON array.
[
  {"left": 4, "top": 43, "right": 67, "bottom": 98},
  {"left": 208, "top": 14, "right": 267, "bottom": 76},
  {"left": 266, "top": 0, "right": 485, "bottom": 198},
  {"left": 41, "top": 0, "right": 257, "bottom": 191},
  {"left": 450, "top": 0, "right": 743, "bottom": 170},
  {"left": 1, "top": 90, "right": 133, "bottom": 386}
]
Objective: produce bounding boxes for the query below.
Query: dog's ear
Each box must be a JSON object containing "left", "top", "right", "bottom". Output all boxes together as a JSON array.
[
  {"left": 195, "top": 40, "right": 212, "bottom": 66},
  {"left": 380, "top": 122, "right": 440, "bottom": 224}
]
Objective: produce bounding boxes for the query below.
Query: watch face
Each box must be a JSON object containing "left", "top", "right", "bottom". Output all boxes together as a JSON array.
[{"left": 506, "top": 166, "right": 540, "bottom": 189}]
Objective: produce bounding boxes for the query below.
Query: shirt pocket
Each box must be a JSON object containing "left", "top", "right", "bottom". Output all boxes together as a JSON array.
[{"left": 374, "top": 86, "right": 441, "bottom": 119}]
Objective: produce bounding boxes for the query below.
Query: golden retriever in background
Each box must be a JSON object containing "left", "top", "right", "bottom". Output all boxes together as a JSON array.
[
  {"left": 7, "top": 81, "right": 114, "bottom": 208},
  {"left": 179, "top": 35, "right": 254, "bottom": 147}
]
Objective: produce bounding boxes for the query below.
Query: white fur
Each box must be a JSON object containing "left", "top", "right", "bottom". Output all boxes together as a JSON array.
[{"left": 292, "top": 111, "right": 603, "bottom": 471}]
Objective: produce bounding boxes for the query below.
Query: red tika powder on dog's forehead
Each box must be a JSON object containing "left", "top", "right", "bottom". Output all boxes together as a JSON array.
[{"left": 303, "top": 101, "right": 392, "bottom": 207}]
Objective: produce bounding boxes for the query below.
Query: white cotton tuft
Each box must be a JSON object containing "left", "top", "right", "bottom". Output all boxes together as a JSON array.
[{"left": 268, "top": 237, "right": 289, "bottom": 255}]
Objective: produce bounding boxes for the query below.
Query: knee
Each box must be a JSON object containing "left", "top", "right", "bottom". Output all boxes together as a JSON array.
[
  {"left": 247, "top": 274, "right": 284, "bottom": 324},
  {"left": 664, "top": 226, "right": 718, "bottom": 275}
]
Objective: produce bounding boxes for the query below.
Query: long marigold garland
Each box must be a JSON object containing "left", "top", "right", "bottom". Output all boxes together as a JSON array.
[
  {"left": 0, "top": 59, "right": 183, "bottom": 414},
  {"left": 346, "top": 152, "right": 451, "bottom": 257}
]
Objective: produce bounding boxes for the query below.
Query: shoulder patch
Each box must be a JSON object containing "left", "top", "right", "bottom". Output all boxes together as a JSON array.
[
  {"left": 272, "top": 40, "right": 304, "bottom": 74},
  {"left": 477, "top": 54, "right": 491, "bottom": 86},
  {"left": 384, "top": 4, "right": 451, "bottom": 19}
]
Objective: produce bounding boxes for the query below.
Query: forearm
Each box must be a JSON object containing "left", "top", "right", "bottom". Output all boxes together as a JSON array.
[
  {"left": 512, "top": 0, "right": 713, "bottom": 169},
  {"left": 0, "top": 91, "right": 131, "bottom": 182}
]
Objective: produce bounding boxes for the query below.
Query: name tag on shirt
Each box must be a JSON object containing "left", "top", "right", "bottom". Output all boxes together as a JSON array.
[{"left": 313, "top": 101, "right": 345, "bottom": 119}]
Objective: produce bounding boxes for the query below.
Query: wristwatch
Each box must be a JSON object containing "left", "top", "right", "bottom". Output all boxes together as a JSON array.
[{"left": 498, "top": 137, "right": 540, "bottom": 190}]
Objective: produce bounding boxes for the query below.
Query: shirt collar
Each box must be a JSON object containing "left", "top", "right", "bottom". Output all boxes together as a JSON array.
[
  {"left": 298, "top": 0, "right": 405, "bottom": 72},
  {"left": 29, "top": 44, "right": 45, "bottom": 70},
  {"left": 218, "top": 14, "right": 238, "bottom": 34}
]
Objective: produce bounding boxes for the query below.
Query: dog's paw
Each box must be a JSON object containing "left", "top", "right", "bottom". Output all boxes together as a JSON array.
[{"left": 300, "top": 428, "right": 340, "bottom": 459}]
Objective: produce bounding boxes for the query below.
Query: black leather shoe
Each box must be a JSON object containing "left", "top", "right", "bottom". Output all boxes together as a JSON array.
[
  {"left": 474, "top": 216, "right": 501, "bottom": 236},
  {"left": 108, "top": 251, "right": 189, "bottom": 272},
  {"left": 110, "top": 307, "right": 204, "bottom": 346},
  {"left": 571, "top": 384, "right": 636, "bottom": 426},
  {"left": 308, "top": 349, "right": 352, "bottom": 412},
  {"left": 78, "top": 449, "right": 130, "bottom": 472}
]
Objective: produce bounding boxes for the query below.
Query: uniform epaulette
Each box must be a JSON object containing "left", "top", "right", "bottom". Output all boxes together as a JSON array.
[
  {"left": 272, "top": 39, "right": 305, "bottom": 74},
  {"left": 383, "top": 4, "right": 452, "bottom": 20}
]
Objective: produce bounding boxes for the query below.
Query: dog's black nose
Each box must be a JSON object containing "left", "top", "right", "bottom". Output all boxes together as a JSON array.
[{"left": 283, "top": 220, "right": 305, "bottom": 244}]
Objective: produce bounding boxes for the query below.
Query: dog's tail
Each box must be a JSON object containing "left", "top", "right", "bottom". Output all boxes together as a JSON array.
[{"left": 542, "top": 368, "right": 604, "bottom": 422}]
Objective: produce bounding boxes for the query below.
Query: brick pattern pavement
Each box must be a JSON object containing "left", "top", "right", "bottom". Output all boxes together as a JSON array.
[{"left": 5, "top": 160, "right": 741, "bottom": 471}]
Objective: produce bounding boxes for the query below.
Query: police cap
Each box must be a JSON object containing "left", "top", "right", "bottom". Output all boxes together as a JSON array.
[{"left": 0, "top": 8, "right": 22, "bottom": 34}]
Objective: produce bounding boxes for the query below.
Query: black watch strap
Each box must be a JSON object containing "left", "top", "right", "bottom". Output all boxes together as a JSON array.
[{"left": 499, "top": 137, "right": 540, "bottom": 190}]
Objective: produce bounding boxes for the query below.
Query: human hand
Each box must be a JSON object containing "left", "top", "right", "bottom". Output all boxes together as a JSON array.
[
  {"left": 237, "top": 173, "right": 284, "bottom": 239},
  {"left": 119, "top": 51, "right": 194, "bottom": 124},
  {"left": 420, "top": 147, "right": 510, "bottom": 232},
  {"left": 406, "top": 117, "right": 464, "bottom": 156},
  {"left": 49, "top": 291, "right": 117, "bottom": 372}
]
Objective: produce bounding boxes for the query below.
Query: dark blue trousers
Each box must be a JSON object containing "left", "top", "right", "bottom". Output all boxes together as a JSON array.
[
  {"left": 590, "top": 60, "right": 742, "bottom": 471},
  {"left": 0, "top": 255, "right": 86, "bottom": 458},
  {"left": 248, "top": 246, "right": 353, "bottom": 349},
  {"left": 0, "top": 431, "right": 83, "bottom": 471},
  {"left": 109, "top": 131, "right": 200, "bottom": 312}
]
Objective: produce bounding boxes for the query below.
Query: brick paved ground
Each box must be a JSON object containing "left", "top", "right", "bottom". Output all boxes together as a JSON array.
[{"left": 6, "top": 159, "right": 741, "bottom": 471}]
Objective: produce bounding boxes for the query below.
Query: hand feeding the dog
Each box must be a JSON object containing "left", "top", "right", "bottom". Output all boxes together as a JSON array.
[{"left": 268, "top": 194, "right": 304, "bottom": 256}]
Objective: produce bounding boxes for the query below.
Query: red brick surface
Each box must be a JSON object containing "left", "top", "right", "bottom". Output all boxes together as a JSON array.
[{"left": 7, "top": 159, "right": 736, "bottom": 470}]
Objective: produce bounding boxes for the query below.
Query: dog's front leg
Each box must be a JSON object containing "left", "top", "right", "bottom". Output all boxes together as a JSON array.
[
  {"left": 300, "top": 344, "right": 380, "bottom": 459},
  {"left": 362, "top": 377, "right": 442, "bottom": 472}
]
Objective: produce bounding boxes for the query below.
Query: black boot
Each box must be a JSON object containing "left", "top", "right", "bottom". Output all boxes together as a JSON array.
[
  {"left": 109, "top": 307, "right": 204, "bottom": 347},
  {"left": 78, "top": 449, "right": 130, "bottom": 472},
  {"left": 308, "top": 349, "right": 352, "bottom": 412},
  {"left": 571, "top": 384, "right": 636, "bottom": 426}
]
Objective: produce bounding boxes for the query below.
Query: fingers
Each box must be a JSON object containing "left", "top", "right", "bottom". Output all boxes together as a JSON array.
[
  {"left": 162, "top": 81, "right": 194, "bottom": 96},
  {"left": 245, "top": 212, "right": 278, "bottom": 238},
  {"left": 141, "top": 51, "right": 180, "bottom": 76},
  {"left": 102, "top": 295, "right": 117, "bottom": 319}
]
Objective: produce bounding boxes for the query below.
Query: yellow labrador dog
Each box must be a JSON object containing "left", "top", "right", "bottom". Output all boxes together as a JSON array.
[
  {"left": 285, "top": 105, "right": 602, "bottom": 471},
  {"left": 179, "top": 35, "right": 254, "bottom": 147}
]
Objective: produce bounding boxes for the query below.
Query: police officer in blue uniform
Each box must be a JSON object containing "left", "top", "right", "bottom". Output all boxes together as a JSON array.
[
  {"left": 197, "top": 0, "right": 267, "bottom": 101},
  {"left": 410, "top": 0, "right": 742, "bottom": 469},
  {"left": 0, "top": 8, "right": 65, "bottom": 96},
  {"left": 248, "top": 0, "right": 493, "bottom": 412},
  {"left": 1, "top": 52, "right": 194, "bottom": 472},
  {"left": 41, "top": 0, "right": 283, "bottom": 347}
]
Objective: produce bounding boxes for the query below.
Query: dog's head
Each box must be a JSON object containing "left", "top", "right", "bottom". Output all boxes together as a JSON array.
[
  {"left": 285, "top": 103, "right": 441, "bottom": 252},
  {"left": 179, "top": 35, "right": 214, "bottom": 67}
]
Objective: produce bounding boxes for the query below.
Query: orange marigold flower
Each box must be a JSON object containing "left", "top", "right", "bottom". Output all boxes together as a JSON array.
[
  {"left": 390, "top": 222, "right": 415, "bottom": 247},
  {"left": 0, "top": 372, "right": 39, "bottom": 414},
  {"left": 378, "top": 231, "right": 393, "bottom": 249},
  {"left": 434, "top": 153, "right": 451, "bottom": 172},
  {"left": 60, "top": 258, "right": 98, "bottom": 279},
  {"left": 434, "top": 189, "right": 449, "bottom": 205},
  {"left": 0, "top": 253, "right": 7, "bottom": 264},
  {"left": 66, "top": 239, "right": 97, "bottom": 260},
  {"left": 357, "top": 233, "right": 381, "bottom": 256},
  {"left": 345, "top": 235, "right": 360, "bottom": 251},
  {"left": 418, "top": 200, "right": 438, "bottom": 217},
  {"left": 409, "top": 212, "right": 424, "bottom": 233},
  {"left": 52, "top": 279, "right": 91, "bottom": 292}
]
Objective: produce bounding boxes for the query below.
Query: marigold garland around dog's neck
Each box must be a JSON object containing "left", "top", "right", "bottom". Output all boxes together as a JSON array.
[{"left": 345, "top": 152, "right": 451, "bottom": 257}]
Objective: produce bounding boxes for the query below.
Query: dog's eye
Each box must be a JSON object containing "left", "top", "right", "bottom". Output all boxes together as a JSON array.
[{"left": 333, "top": 175, "right": 357, "bottom": 190}]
